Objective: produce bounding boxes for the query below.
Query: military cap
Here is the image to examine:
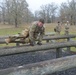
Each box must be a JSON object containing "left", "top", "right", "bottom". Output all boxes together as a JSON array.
[{"left": 39, "top": 18, "right": 44, "bottom": 24}]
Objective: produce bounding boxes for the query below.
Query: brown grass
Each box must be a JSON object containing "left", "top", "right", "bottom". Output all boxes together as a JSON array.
[
  {"left": 0, "top": 24, "right": 14, "bottom": 29},
  {"left": 45, "top": 23, "right": 76, "bottom": 34},
  {"left": 18, "top": 23, "right": 76, "bottom": 34},
  {"left": 0, "top": 23, "right": 76, "bottom": 34}
]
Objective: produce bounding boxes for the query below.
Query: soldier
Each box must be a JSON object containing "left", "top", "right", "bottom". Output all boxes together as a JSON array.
[
  {"left": 54, "top": 21, "right": 61, "bottom": 35},
  {"left": 64, "top": 21, "right": 70, "bottom": 35},
  {"left": 29, "top": 19, "right": 45, "bottom": 46},
  {"left": 5, "top": 19, "right": 45, "bottom": 46}
]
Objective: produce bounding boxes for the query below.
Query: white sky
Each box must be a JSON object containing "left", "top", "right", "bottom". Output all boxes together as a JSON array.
[{"left": 26, "top": 0, "right": 68, "bottom": 13}]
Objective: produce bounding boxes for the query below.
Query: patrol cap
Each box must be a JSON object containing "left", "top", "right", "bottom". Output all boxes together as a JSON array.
[{"left": 39, "top": 18, "right": 44, "bottom": 24}]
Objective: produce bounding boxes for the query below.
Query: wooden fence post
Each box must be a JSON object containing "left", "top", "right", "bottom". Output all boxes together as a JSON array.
[
  {"left": 16, "top": 43, "right": 20, "bottom": 46},
  {"left": 56, "top": 48, "right": 62, "bottom": 58},
  {"left": 67, "top": 37, "right": 71, "bottom": 54}
]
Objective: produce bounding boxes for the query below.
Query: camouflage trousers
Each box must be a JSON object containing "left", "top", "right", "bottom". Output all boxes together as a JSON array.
[
  {"left": 55, "top": 31, "right": 60, "bottom": 35},
  {"left": 5, "top": 28, "right": 29, "bottom": 44},
  {"left": 65, "top": 31, "right": 69, "bottom": 35}
]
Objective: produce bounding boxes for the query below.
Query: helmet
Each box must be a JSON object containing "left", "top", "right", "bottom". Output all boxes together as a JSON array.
[{"left": 39, "top": 19, "right": 44, "bottom": 24}]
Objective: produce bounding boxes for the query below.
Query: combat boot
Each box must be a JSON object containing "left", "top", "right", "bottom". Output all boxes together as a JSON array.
[
  {"left": 37, "top": 42, "right": 42, "bottom": 45},
  {"left": 29, "top": 42, "right": 35, "bottom": 46}
]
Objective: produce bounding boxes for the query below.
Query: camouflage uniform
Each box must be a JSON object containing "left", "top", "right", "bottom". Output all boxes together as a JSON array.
[
  {"left": 54, "top": 22, "right": 62, "bottom": 42},
  {"left": 29, "top": 21, "right": 45, "bottom": 45},
  {"left": 5, "top": 19, "right": 45, "bottom": 45},
  {"left": 54, "top": 22, "right": 61, "bottom": 35},
  {"left": 64, "top": 21, "right": 70, "bottom": 35},
  {"left": 5, "top": 28, "right": 29, "bottom": 44}
]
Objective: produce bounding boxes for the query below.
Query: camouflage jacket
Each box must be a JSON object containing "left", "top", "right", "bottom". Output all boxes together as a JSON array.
[
  {"left": 29, "top": 21, "right": 45, "bottom": 43},
  {"left": 55, "top": 25, "right": 61, "bottom": 32},
  {"left": 29, "top": 21, "right": 45, "bottom": 35}
]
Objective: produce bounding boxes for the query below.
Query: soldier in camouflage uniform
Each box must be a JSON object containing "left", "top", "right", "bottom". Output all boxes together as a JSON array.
[
  {"left": 64, "top": 21, "right": 70, "bottom": 35},
  {"left": 5, "top": 19, "right": 45, "bottom": 46},
  {"left": 29, "top": 19, "right": 45, "bottom": 46},
  {"left": 54, "top": 21, "right": 61, "bottom": 35}
]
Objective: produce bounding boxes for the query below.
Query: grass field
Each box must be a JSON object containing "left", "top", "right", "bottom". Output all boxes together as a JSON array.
[
  {"left": 0, "top": 23, "right": 76, "bottom": 35},
  {"left": 0, "top": 23, "right": 76, "bottom": 51}
]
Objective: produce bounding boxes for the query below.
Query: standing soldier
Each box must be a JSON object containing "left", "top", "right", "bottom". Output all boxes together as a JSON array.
[
  {"left": 54, "top": 21, "right": 61, "bottom": 35},
  {"left": 29, "top": 19, "right": 45, "bottom": 46},
  {"left": 64, "top": 21, "right": 70, "bottom": 35}
]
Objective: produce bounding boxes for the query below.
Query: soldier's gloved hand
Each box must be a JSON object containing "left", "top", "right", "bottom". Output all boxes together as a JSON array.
[
  {"left": 30, "top": 41, "right": 35, "bottom": 46},
  {"left": 37, "top": 42, "right": 42, "bottom": 45}
]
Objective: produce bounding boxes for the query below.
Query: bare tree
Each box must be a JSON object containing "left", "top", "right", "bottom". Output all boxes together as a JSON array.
[
  {"left": 9, "top": 0, "right": 29, "bottom": 27},
  {"left": 34, "top": 10, "right": 40, "bottom": 21},
  {"left": 39, "top": 5, "right": 47, "bottom": 22},
  {"left": 59, "top": 3, "right": 68, "bottom": 23},
  {"left": 36, "top": 3, "right": 58, "bottom": 23},
  {"left": 49, "top": 3, "right": 58, "bottom": 23},
  {"left": 0, "top": 0, "right": 34, "bottom": 27},
  {"left": 0, "top": 2, "right": 6, "bottom": 24},
  {"left": 59, "top": 0, "right": 76, "bottom": 25}
]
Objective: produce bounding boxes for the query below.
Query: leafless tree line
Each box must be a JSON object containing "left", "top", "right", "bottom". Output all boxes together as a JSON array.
[
  {"left": 34, "top": 0, "right": 76, "bottom": 25},
  {"left": 0, "top": 0, "right": 34, "bottom": 27},
  {"left": 59, "top": 0, "right": 76, "bottom": 25},
  {"left": 34, "top": 3, "right": 58, "bottom": 23},
  {"left": 0, "top": 0, "right": 76, "bottom": 27}
]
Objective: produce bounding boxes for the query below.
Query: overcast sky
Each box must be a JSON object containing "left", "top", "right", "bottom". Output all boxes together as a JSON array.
[{"left": 26, "top": 0, "right": 68, "bottom": 13}]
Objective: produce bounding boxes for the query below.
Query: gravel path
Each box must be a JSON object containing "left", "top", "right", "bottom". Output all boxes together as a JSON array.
[{"left": 0, "top": 49, "right": 76, "bottom": 75}]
